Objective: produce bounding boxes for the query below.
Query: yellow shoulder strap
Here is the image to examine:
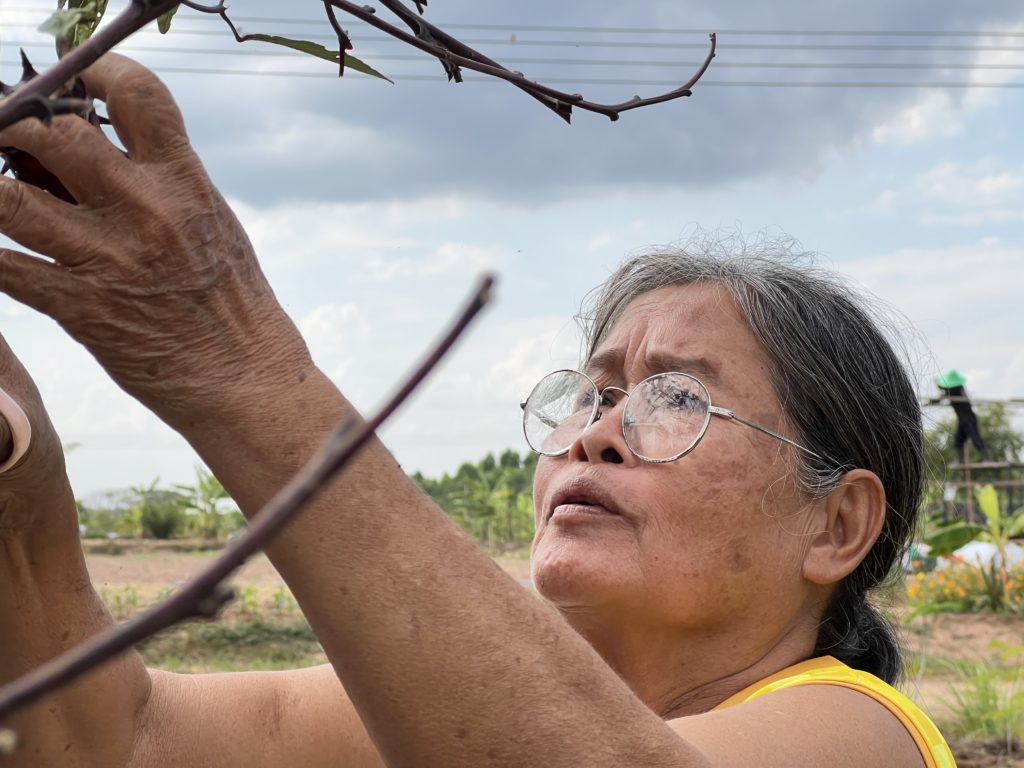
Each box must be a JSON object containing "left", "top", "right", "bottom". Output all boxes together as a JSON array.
[{"left": 713, "top": 657, "right": 956, "bottom": 768}]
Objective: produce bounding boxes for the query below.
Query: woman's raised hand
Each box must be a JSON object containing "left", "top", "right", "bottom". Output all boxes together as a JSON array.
[{"left": 0, "top": 54, "right": 312, "bottom": 430}]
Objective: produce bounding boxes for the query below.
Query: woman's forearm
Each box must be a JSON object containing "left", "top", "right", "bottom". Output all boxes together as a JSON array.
[{"left": 180, "top": 367, "right": 705, "bottom": 768}]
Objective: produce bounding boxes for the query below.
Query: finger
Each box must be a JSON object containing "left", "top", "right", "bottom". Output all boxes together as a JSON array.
[
  {"left": 0, "top": 247, "right": 77, "bottom": 321},
  {"left": 0, "top": 112, "right": 129, "bottom": 205},
  {"left": 0, "top": 176, "right": 102, "bottom": 266},
  {"left": 79, "top": 53, "right": 191, "bottom": 164}
]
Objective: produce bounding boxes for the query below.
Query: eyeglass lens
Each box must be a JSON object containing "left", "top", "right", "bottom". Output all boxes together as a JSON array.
[{"left": 523, "top": 370, "right": 712, "bottom": 460}]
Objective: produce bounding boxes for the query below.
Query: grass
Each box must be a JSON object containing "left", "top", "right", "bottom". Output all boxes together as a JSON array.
[
  {"left": 137, "top": 618, "right": 327, "bottom": 673},
  {"left": 97, "top": 575, "right": 1024, "bottom": 764}
]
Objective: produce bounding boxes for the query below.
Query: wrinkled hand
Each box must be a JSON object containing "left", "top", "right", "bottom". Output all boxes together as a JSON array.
[
  {"left": 0, "top": 333, "right": 73, "bottom": 537},
  {"left": 0, "top": 55, "right": 311, "bottom": 430}
]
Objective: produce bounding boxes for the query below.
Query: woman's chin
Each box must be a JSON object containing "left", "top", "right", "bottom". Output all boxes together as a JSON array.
[{"left": 530, "top": 535, "right": 627, "bottom": 608}]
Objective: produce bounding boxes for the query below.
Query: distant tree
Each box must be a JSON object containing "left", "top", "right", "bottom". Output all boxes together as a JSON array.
[
  {"left": 129, "top": 479, "right": 188, "bottom": 540},
  {"left": 413, "top": 449, "right": 537, "bottom": 547},
  {"left": 175, "top": 466, "right": 240, "bottom": 541}
]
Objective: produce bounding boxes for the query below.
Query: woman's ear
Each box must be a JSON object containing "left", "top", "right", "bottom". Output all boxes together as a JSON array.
[{"left": 802, "top": 469, "right": 886, "bottom": 586}]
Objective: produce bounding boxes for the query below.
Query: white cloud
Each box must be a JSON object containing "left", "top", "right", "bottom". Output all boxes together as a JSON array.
[
  {"left": 871, "top": 92, "right": 963, "bottom": 147},
  {"left": 301, "top": 302, "right": 366, "bottom": 353},
  {"left": 226, "top": 111, "right": 414, "bottom": 169},
  {"left": 871, "top": 24, "right": 1024, "bottom": 148},
  {"left": 486, "top": 322, "right": 581, "bottom": 404},
  {"left": 848, "top": 244, "right": 1024, "bottom": 400},
  {"left": 227, "top": 196, "right": 473, "bottom": 274},
  {"left": 363, "top": 241, "right": 503, "bottom": 282},
  {"left": 917, "top": 159, "right": 1024, "bottom": 208}
]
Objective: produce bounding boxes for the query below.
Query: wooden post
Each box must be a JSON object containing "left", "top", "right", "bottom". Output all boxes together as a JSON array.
[{"left": 963, "top": 444, "right": 974, "bottom": 523}]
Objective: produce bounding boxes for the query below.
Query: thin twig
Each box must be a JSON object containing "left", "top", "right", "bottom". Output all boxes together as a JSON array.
[
  {"left": 322, "top": 1, "right": 353, "bottom": 77},
  {"left": 0, "top": 0, "right": 180, "bottom": 133},
  {"left": 328, "top": 0, "right": 716, "bottom": 122},
  {"left": 0, "top": 274, "right": 494, "bottom": 731}
]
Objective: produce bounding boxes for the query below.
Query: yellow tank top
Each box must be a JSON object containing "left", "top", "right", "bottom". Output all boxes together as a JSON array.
[{"left": 712, "top": 656, "right": 956, "bottom": 767}]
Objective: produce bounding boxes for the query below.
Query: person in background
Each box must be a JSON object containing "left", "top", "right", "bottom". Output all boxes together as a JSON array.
[{"left": 933, "top": 369, "right": 992, "bottom": 463}]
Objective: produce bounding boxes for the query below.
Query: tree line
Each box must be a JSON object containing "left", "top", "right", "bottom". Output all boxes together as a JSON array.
[
  {"left": 76, "top": 450, "right": 539, "bottom": 547},
  {"left": 75, "top": 404, "right": 1023, "bottom": 547}
]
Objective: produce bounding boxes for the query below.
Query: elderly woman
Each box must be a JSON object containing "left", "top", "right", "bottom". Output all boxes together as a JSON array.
[{"left": 0, "top": 56, "right": 953, "bottom": 767}]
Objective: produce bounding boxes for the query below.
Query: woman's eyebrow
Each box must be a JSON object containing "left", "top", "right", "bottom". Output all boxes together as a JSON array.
[
  {"left": 584, "top": 349, "right": 721, "bottom": 385},
  {"left": 646, "top": 352, "right": 721, "bottom": 385}
]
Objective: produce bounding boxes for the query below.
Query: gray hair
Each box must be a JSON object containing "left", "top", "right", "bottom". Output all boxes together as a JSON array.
[{"left": 578, "top": 236, "right": 923, "bottom": 685}]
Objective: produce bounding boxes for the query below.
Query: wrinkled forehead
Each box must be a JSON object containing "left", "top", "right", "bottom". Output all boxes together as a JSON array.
[{"left": 584, "top": 283, "right": 772, "bottom": 394}]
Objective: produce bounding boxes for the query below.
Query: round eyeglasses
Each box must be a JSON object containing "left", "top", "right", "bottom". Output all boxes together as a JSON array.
[{"left": 520, "top": 369, "right": 822, "bottom": 463}]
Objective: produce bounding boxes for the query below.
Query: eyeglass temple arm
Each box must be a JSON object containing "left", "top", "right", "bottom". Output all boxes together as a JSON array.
[{"left": 709, "top": 406, "right": 824, "bottom": 460}]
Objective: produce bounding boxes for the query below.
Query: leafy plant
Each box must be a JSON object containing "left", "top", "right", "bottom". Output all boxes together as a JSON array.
[
  {"left": 943, "top": 640, "right": 1024, "bottom": 755},
  {"left": 905, "top": 564, "right": 1024, "bottom": 616},
  {"left": 175, "top": 466, "right": 239, "bottom": 542},
  {"left": 237, "top": 586, "right": 262, "bottom": 615},
  {"left": 414, "top": 449, "right": 538, "bottom": 546},
  {"left": 924, "top": 483, "right": 1024, "bottom": 612}
]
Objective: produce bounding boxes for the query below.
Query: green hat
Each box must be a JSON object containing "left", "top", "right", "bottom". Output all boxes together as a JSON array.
[{"left": 937, "top": 369, "right": 967, "bottom": 388}]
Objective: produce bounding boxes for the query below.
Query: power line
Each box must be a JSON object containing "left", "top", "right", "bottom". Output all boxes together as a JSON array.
[
  {"left": 6, "top": 39, "right": 1024, "bottom": 71},
  {"left": 5, "top": 59, "right": 1020, "bottom": 88},
  {"left": 6, "top": 21, "right": 1024, "bottom": 52},
  {"left": 5, "top": 7, "right": 1024, "bottom": 37}
]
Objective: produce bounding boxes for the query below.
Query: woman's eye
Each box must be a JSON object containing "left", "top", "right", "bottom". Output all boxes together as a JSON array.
[
  {"left": 668, "top": 388, "right": 701, "bottom": 410},
  {"left": 574, "top": 389, "right": 596, "bottom": 409}
]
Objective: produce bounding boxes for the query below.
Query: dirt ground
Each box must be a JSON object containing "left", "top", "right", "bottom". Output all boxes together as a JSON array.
[{"left": 84, "top": 539, "right": 534, "bottom": 588}]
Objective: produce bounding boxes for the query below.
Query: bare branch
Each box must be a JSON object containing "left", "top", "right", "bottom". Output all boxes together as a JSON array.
[
  {"left": 329, "top": 0, "right": 716, "bottom": 122},
  {"left": 0, "top": 274, "right": 494, "bottom": 733},
  {"left": 323, "top": 1, "right": 354, "bottom": 77}
]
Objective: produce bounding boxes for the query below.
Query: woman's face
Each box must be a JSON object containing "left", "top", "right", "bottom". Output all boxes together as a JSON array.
[{"left": 530, "top": 283, "right": 822, "bottom": 643}]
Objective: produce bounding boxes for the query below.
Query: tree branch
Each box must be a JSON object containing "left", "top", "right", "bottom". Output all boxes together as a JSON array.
[
  {"left": 0, "top": 0, "right": 181, "bottom": 133},
  {"left": 0, "top": 274, "right": 494, "bottom": 737},
  {"left": 328, "top": 0, "right": 716, "bottom": 122},
  {"left": 1, "top": 1, "right": 714, "bottom": 134}
]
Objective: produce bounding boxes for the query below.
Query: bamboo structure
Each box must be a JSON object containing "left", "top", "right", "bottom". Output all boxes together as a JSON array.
[{"left": 923, "top": 396, "right": 1024, "bottom": 523}]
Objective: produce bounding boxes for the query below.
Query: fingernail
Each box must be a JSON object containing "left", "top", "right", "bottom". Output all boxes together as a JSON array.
[{"left": 0, "top": 386, "right": 31, "bottom": 474}]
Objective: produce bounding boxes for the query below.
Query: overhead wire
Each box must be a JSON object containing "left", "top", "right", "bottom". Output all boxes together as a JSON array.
[
  {"left": 2, "top": 11, "right": 1023, "bottom": 88},
  {"left": 6, "top": 39, "right": 1024, "bottom": 71},
  {"left": 5, "top": 6, "right": 1024, "bottom": 37}
]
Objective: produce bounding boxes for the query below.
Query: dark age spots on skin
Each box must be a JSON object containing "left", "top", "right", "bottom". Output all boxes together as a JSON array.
[
  {"left": 728, "top": 541, "right": 753, "bottom": 573},
  {"left": 145, "top": 361, "right": 159, "bottom": 377},
  {"left": 456, "top": 727, "right": 468, "bottom": 739}
]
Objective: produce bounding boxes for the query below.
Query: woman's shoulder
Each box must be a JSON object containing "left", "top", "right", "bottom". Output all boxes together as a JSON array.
[{"left": 685, "top": 656, "right": 955, "bottom": 768}]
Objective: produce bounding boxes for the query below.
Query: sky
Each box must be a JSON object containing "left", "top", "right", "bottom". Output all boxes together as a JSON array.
[{"left": 1, "top": 1, "right": 1024, "bottom": 500}]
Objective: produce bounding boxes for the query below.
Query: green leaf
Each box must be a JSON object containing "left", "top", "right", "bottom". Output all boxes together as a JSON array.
[
  {"left": 1007, "top": 507, "right": 1024, "bottom": 538},
  {"left": 238, "top": 34, "right": 393, "bottom": 82},
  {"left": 158, "top": 5, "right": 179, "bottom": 35},
  {"left": 975, "top": 484, "right": 1001, "bottom": 532},
  {"left": 38, "top": 5, "right": 94, "bottom": 41},
  {"left": 924, "top": 521, "right": 987, "bottom": 556},
  {"left": 40, "top": 0, "right": 108, "bottom": 49}
]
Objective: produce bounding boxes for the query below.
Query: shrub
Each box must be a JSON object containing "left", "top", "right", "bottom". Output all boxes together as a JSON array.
[{"left": 906, "top": 564, "right": 1024, "bottom": 615}]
